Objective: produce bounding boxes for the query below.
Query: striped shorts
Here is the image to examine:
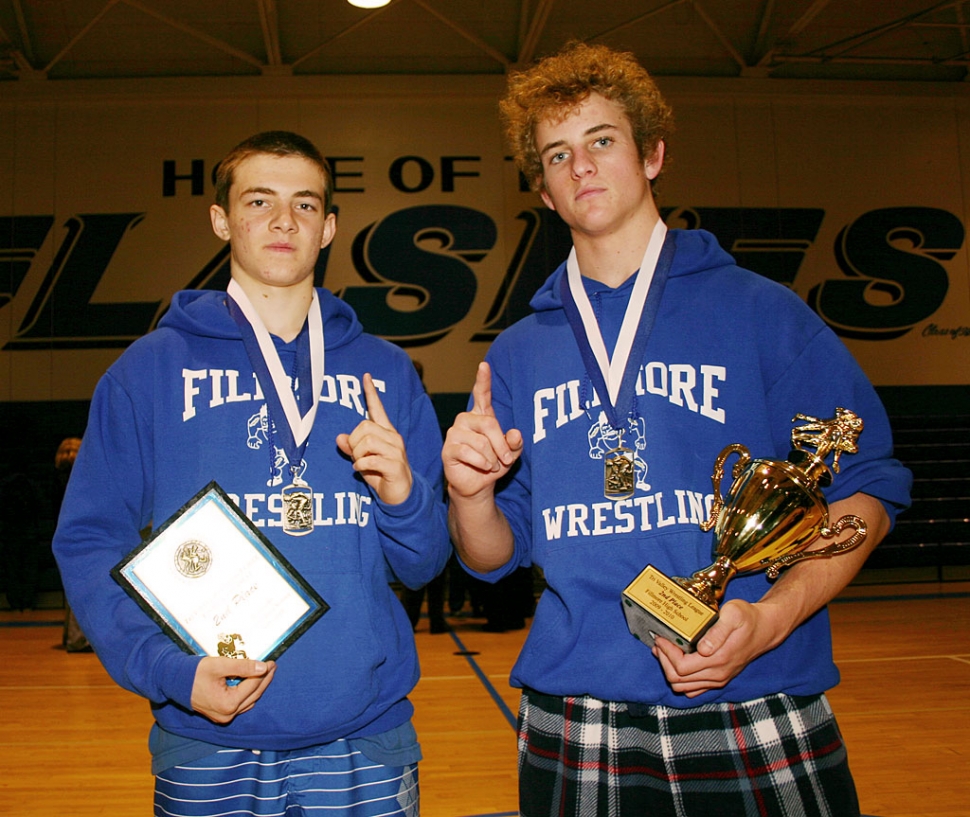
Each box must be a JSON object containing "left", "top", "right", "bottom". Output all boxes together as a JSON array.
[
  {"left": 517, "top": 688, "right": 860, "bottom": 817},
  {"left": 154, "top": 740, "right": 419, "bottom": 817}
]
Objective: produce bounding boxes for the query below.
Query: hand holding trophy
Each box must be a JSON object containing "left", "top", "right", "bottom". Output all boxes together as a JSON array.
[{"left": 622, "top": 408, "right": 868, "bottom": 653}]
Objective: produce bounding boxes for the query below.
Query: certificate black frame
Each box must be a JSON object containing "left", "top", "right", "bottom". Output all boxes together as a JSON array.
[{"left": 111, "top": 481, "right": 328, "bottom": 662}]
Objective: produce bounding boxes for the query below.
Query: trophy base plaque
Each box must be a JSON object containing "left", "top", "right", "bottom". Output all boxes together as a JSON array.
[{"left": 622, "top": 565, "right": 717, "bottom": 653}]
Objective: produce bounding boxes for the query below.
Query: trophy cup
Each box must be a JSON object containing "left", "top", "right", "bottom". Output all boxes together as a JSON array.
[{"left": 622, "top": 408, "right": 868, "bottom": 653}]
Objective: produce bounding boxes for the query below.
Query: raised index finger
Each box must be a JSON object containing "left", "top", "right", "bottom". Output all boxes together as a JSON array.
[
  {"left": 471, "top": 361, "right": 493, "bottom": 416},
  {"left": 362, "top": 372, "right": 394, "bottom": 430}
]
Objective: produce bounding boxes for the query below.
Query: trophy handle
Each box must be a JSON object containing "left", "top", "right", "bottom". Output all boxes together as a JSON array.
[
  {"left": 764, "top": 514, "right": 868, "bottom": 579},
  {"left": 699, "top": 444, "right": 751, "bottom": 532}
]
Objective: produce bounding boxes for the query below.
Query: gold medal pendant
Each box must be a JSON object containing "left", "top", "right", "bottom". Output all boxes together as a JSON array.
[
  {"left": 604, "top": 443, "right": 635, "bottom": 501},
  {"left": 282, "top": 478, "right": 314, "bottom": 536}
]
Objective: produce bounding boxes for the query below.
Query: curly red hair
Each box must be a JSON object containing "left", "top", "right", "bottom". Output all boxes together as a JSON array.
[{"left": 499, "top": 42, "right": 674, "bottom": 192}]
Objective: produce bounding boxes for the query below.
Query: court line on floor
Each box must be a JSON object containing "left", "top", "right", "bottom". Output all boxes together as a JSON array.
[
  {"left": 0, "top": 619, "right": 61, "bottom": 628},
  {"left": 456, "top": 813, "right": 516, "bottom": 817},
  {"left": 447, "top": 628, "right": 517, "bottom": 730}
]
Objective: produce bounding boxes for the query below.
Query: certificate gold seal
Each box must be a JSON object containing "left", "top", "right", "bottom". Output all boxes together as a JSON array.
[{"left": 174, "top": 540, "right": 212, "bottom": 578}]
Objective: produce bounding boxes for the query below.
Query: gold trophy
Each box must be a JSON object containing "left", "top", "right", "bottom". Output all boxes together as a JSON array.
[{"left": 622, "top": 408, "right": 868, "bottom": 653}]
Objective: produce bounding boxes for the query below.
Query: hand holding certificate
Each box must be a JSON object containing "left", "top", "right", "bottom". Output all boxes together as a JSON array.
[{"left": 112, "top": 482, "right": 328, "bottom": 662}]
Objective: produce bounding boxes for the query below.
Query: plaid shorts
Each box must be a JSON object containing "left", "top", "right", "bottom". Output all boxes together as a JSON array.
[{"left": 517, "top": 688, "right": 860, "bottom": 817}]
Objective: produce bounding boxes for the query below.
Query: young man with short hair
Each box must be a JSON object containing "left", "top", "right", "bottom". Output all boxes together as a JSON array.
[
  {"left": 54, "top": 131, "right": 449, "bottom": 816},
  {"left": 443, "top": 43, "right": 910, "bottom": 816}
]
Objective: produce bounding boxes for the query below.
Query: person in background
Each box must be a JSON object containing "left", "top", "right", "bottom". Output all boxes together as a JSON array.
[
  {"left": 478, "top": 564, "right": 534, "bottom": 633},
  {"left": 53, "top": 437, "right": 82, "bottom": 487},
  {"left": 54, "top": 131, "right": 450, "bottom": 816},
  {"left": 443, "top": 42, "right": 911, "bottom": 816},
  {"left": 51, "top": 436, "right": 90, "bottom": 651},
  {"left": 399, "top": 360, "right": 451, "bottom": 634}
]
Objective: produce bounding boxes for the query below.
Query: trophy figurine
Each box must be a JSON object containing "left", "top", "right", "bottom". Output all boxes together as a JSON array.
[{"left": 622, "top": 408, "right": 868, "bottom": 653}]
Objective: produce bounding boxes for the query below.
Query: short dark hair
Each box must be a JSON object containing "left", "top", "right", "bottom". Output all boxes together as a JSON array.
[
  {"left": 214, "top": 131, "right": 334, "bottom": 214},
  {"left": 499, "top": 42, "right": 674, "bottom": 192}
]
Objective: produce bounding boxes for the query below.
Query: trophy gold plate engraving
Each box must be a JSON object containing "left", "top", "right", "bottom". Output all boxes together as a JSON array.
[
  {"left": 112, "top": 481, "right": 328, "bottom": 662},
  {"left": 622, "top": 408, "right": 868, "bottom": 653}
]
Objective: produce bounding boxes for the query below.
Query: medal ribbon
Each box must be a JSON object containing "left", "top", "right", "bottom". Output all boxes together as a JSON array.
[
  {"left": 561, "top": 220, "right": 673, "bottom": 429},
  {"left": 226, "top": 279, "right": 325, "bottom": 472}
]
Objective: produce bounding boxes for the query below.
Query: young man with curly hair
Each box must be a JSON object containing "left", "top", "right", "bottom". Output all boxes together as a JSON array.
[{"left": 443, "top": 42, "right": 910, "bottom": 816}]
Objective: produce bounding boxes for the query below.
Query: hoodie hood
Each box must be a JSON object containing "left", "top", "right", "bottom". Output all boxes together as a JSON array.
[
  {"left": 528, "top": 228, "right": 736, "bottom": 313},
  {"left": 158, "top": 287, "right": 364, "bottom": 349}
]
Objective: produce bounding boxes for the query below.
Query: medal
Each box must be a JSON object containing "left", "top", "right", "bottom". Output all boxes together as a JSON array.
[
  {"left": 604, "top": 431, "right": 636, "bottom": 501},
  {"left": 561, "top": 220, "right": 673, "bottom": 500},
  {"left": 227, "top": 280, "right": 325, "bottom": 534},
  {"left": 282, "top": 474, "right": 314, "bottom": 535}
]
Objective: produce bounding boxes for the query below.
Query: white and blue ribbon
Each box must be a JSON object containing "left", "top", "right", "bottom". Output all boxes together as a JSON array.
[
  {"left": 226, "top": 279, "right": 324, "bottom": 471},
  {"left": 561, "top": 220, "right": 672, "bottom": 430}
]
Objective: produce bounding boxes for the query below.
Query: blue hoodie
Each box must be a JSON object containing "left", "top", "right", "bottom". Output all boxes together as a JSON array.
[
  {"left": 473, "top": 228, "right": 911, "bottom": 707},
  {"left": 53, "top": 287, "right": 451, "bottom": 750}
]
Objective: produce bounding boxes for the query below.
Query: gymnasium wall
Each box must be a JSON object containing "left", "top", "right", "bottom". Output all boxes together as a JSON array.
[{"left": 2, "top": 73, "right": 969, "bottom": 461}]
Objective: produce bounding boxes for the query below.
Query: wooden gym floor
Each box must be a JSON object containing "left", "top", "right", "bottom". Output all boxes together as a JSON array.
[{"left": 1, "top": 579, "right": 967, "bottom": 817}]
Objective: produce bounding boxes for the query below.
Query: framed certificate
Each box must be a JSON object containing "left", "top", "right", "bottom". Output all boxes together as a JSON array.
[{"left": 112, "top": 481, "right": 328, "bottom": 662}]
